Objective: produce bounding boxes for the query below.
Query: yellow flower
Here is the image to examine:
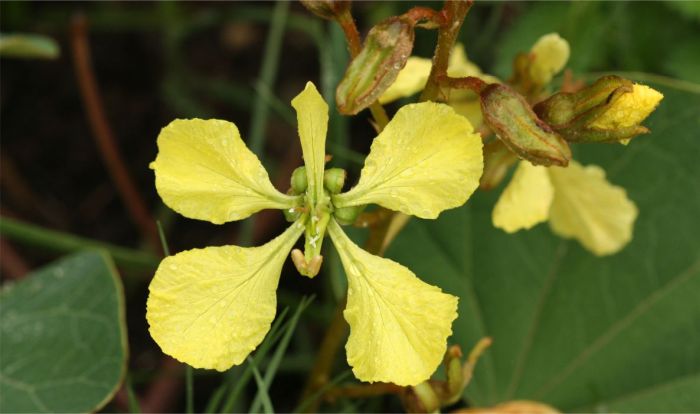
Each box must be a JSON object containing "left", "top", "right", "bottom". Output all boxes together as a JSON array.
[
  {"left": 529, "top": 33, "right": 570, "bottom": 86},
  {"left": 590, "top": 83, "right": 664, "bottom": 130},
  {"left": 492, "top": 160, "right": 638, "bottom": 256},
  {"left": 147, "top": 82, "right": 484, "bottom": 385}
]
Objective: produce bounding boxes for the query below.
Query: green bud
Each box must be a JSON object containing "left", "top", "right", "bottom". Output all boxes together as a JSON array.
[
  {"left": 290, "top": 166, "right": 308, "bottom": 194},
  {"left": 534, "top": 75, "right": 661, "bottom": 143},
  {"left": 323, "top": 168, "right": 346, "bottom": 194},
  {"left": 282, "top": 206, "right": 300, "bottom": 223},
  {"left": 333, "top": 205, "right": 365, "bottom": 225},
  {"left": 336, "top": 16, "right": 415, "bottom": 115},
  {"left": 444, "top": 345, "right": 465, "bottom": 405},
  {"left": 299, "top": 0, "right": 350, "bottom": 20},
  {"left": 480, "top": 83, "right": 571, "bottom": 167}
]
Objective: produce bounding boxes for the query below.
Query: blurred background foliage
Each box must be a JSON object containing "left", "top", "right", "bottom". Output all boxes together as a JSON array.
[{"left": 1, "top": 1, "right": 699, "bottom": 413}]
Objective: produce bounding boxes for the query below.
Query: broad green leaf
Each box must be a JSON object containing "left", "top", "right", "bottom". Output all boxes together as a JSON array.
[
  {"left": 0, "top": 251, "right": 128, "bottom": 412},
  {"left": 0, "top": 33, "right": 59, "bottom": 59},
  {"left": 387, "top": 83, "right": 700, "bottom": 411}
]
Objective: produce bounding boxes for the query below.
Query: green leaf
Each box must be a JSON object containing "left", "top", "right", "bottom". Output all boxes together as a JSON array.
[
  {"left": 0, "top": 251, "right": 128, "bottom": 412},
  {"left": 0, "top": 33, "right": 59, "bottom": 59},
  {"left": 387, "top": 83, "right": 700, "bottom": 411}
]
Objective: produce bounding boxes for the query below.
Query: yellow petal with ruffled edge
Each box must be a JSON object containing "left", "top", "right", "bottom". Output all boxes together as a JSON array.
[
  {"left": 333, "top": 102, "right": 483, "bottom": 219},
  {"left": 291, "top": 82, "right": 328, "bottom": 202},
  {"left": 493, "top": 161, "right": 554, "bottom": 233},
  {"left": 151, "top": 119, "right": 296, "bottom": 224},
  {"left": 529, "top": 33, "right": 570, "bottom": 85},
  {"left": 590, "top": 84, "right": 663, "bottom": 129},
  {"left": 328, "top": 220, "right": 458, "bottom": 385},
  {"left": 547, "top": 161, "right": 638, "bottom": 256},
  {"left": 378, "top": 57, "right": 432, "bottom": 104},
  {"left": 146, "top": 222, "right": 304, "bottom": 371}
]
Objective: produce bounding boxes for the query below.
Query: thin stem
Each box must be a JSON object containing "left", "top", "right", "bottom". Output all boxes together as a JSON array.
[
  {"left": 0, "top": 237, "right": 30, "bottom": 279},
  {"left": 239, "top": 0, "right": 290, "bottom": 246},
  {"left": 185, "top": 366, "right": 194, "bottom": 414},
  {"left": 420, "top": 0, "right": 474, "bottom": 103},
  {"left": 0, "top": 216, "right": 160, "bottom": 273},
  {"left": 298, "top": 296, "right": 347, "bottom": 410},
  {"left": 443, "top": 75, "right": 488, "bottom": 94},
  {"left": 325, "top": 382, "right": 403, "bottom": 402},
  {"left": 69, "top": 15, "right": 160, "bottom": 253},
  {"left": 404, "top": 6, "right": 446, "bottom": 27}
]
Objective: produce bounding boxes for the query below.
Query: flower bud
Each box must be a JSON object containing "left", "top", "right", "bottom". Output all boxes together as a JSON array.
[
  {"left": 333, "top": 205, "right": 364, "bottom": 225},
  {"left": 291, "top": 249, "right": 323, "bottom": 278},
  {"left": 323, "top": 168, "right": 346, "bottom": 194},
  {"left": 534, "top": 76, "right": 663, "bottom": 143},
  {"left": 336, "top": 16, "right": 415, "bottom": 115},
  {"left": 299, "top": 0, "right": 350, "bottom": 20},
  {"left": 290, "top": 166, "right": 308, "bottom": 194},
  {"left": 480, "top": 83, "right": 571, "bottom": 166}
]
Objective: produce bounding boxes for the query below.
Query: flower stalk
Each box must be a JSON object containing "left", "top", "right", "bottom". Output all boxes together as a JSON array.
[{"left": 420, "top": 0, "right": 474, "bottom": 102}]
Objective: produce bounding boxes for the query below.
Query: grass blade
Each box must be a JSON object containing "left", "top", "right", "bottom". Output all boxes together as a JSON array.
[
  {"left": 249, "top": 296, "right": 315, "bottom": 413},
  {"left": 215, "top": 307, "right": 290, "bottom": 413},
  {"left": 292, "top": 370, "right": 353, "bottom": 413},
  {"left": 247, "top": 357, "right": 274, "bottom": 414}
]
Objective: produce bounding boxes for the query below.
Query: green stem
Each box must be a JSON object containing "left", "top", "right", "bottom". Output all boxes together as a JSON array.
[
  {"left": 239, "top": 0, "right": 290, "bottom": 246},
  {"left": 0, "top": 216, "right": 159, "bottom": 273}
]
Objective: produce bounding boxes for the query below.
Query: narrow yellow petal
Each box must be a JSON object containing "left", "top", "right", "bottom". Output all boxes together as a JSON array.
[
  {"left": 548, "top": 161, "right": 638, "bottom": 256},
  {"left": 151, "top": 119, "right": 295, "bottom": 224},
  {"left": 590, "top": 84, "right": 664, "bottom": 129},
  {"left": 291, "top": 82, "right": 328, "bottom": 201},
  {"left": 378, "top": 57, "right": 432, "bottom": 104},
  {"left": 328, "top": 220, "right": 458, "bottom": 386},
  {"left": 333, "top": 102, "right": 483, "bottom": 219},
  {"left": 493, "top": 161, "right": 554, "bottom": 233},
  {"left": 529, "top": 33, "right": 570, "bottom": 85},
  {"left": 146, "top": 223, "right": 303, "bottom": 371}
]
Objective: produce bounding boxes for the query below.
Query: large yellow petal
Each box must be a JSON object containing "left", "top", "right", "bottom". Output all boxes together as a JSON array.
[
  {"left": 151, "top": 119, "right": 296, "bottom": 224},
  {"left": 146, "top": 222, "right": 304, "bottom": 371},
  {"left": 547, "top": 161, "right": 638, "bottom": 256},
  {"left": 378, "top": 56, "right": 432, "bottom": 104},
  {"left": 291, "top": 82, "right": 328, "bottom": 202},
  {"left": 493, "top": 161, "right": 554, "bottom": 233},
  {"left": 328, "top": 220, "right": 458, "bottom": 386},
  {"left": 333, "top": 102, "right": 483, "bottom": 219}
]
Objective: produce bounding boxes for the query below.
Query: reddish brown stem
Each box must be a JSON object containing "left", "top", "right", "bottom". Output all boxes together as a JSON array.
[
  {"left": 325, "top": 382, "right": 404, "bottom": 402},
  {"left": 405, "top": 6, "right": 446, "bottom": 27},
  {"left": 442, "top": 75, "right": 488, "bottom": 94},
  {"left": 0, "top": 238, "right": 30, "bottom": 279},
  {"left": 140, "top": 357, "right": 183, "bottom": 413},
  {"left": 420, "top": 0, "right": 474, "bottom": 102},
  {"left": 70, "top": 15, "right": 160, "bottom": 253},
  {"left": 336, "top": 8, "right": 362, "bottom": 57},
  {"left": 299, "top": 296, "right": 348, "bottom": 411}
]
